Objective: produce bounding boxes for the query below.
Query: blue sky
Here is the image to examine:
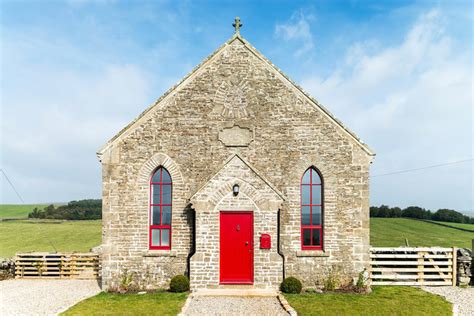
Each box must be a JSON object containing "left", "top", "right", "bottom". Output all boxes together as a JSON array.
[{"left": 1, "top": 0, "right": 472, "bottom": 213}]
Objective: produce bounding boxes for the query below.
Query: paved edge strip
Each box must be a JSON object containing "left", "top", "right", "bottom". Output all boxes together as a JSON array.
[
  {"left": 177, "top": 293, "right": 194, "bottom": 316},
  {"left": 277, "top": 294, "right": 298, "bottom": 316}
]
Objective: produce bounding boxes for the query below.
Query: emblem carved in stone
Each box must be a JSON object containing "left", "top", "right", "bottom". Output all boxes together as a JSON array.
[
  {"left": 215, "top": 77, "right": 249, "bottom": 118},
  {"left": 218, "top": 125, "right": 254, "bottom": 147}
]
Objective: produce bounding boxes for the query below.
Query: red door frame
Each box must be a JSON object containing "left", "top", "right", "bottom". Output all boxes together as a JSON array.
[{"left": 219, "top": 211, "right": 254, "bottom": 285}]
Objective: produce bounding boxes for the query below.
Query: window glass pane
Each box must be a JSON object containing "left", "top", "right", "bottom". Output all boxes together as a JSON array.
[
  {"left": 311, "top": 169, "right": 321, "bottom": 184},
  {"left": 162, "top": 185, "right": 171, "bottom": 204},
  {"left": 151, "top": 169, "right": 161, "bottom": 183},
  {"left": 303, "top": 229, "right": 311, "bottom": 246},
  {"left": 162, "top": 206, "right": 171, "bottom": 225},
  {"left": 161, "top": 229, "right": 170, "bottom": 246},
  {"left": 312, "top": 206, "right": 321, "bottom": 225},
  {"left": 312, "top": 229, "right": 321, "bottom": 246},
  {"left": 161, "top": 168, "right": 171, "bottom": 183},
  {"left": 311, "top": 185, "right": 321, "bottom": 204},
  {"left": 152, "top": 184, "right": 161, "bottom": 204},
  {"left": 301, "top": 185, "right": 310, "bottom": 205},
  {"left": 151, "top": 229, "right": 161, "bottom": 246},
  {"left": 301, "top": 206, "right": 310, "bottom": 225},
  {"left": 152, "top": 206, "right": 161, "bottom": 225},
  {"left": 302, "top": 170, "right": 311, "bottom": 184}
]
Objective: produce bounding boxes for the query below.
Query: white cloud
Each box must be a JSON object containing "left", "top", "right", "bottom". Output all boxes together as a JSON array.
[
  {"left": 301, "top": 9, "right": 473, "bottom": 211},
  {"left": 275, "top": 11, "right": 315, "bottom": 57}
]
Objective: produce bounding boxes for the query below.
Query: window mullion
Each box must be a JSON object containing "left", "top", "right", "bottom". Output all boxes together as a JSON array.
[
  {"left": 309, "top": 169, "right": 312, "bottom": 226},
  {"left": 159, "top": 169, "right": 163, "bottom": 246}
]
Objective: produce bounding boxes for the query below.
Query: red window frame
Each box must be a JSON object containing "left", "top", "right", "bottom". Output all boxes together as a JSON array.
[
  {"left": 149, "top": 167, "right": 172, "bottom": 250},
  {"left": 301, "top": 167, "right": 323, "bottom": 250}
]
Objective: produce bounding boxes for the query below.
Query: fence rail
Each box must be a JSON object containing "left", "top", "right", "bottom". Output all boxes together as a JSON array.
[
  {"left": 15, "top": 252, "right": 100, "bottom": 279},
  {"left": 369, "top": 247, "right": 456, "bottom": 286}
]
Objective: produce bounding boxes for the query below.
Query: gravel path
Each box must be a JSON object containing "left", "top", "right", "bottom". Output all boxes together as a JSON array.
[
  {"left": 183, "top": 296, "right": 288, "bottom": 316},
  {"left": 0, "top": 279, "right": 101, "bottom": 315},
  {"left": 422, "top": 286, "right": 474, "bottom": 316}
]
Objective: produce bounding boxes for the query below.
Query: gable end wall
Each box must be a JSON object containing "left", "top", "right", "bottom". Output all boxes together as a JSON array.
[{"left": 100, "top": 38, "right": 372, "bottom": 290}]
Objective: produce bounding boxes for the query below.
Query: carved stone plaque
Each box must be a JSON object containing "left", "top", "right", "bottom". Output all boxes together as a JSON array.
[
  {"left": 218, "top": 125, "right": 254, "bottom": 147},
  {"left": 214, "top": 78, "right": 250, "bottom": 118}
]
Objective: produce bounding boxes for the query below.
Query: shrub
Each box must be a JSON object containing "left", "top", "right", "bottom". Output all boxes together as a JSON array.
[
  {"left": 355, "top": 268, "right": 370, "bottom": 293},
  {"left": 119, "top": 269, "right": 136, "bottom": 293},
  {"left": 280, "top": 277, "right": 302, "bottom": 294},
  {"left": 169, "top": 275, "right": 190, "bottom": 292},
  {"left": 323, "top": 269, "right": 339, "bottom": 291}
]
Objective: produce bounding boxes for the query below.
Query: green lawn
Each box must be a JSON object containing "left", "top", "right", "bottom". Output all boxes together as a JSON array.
[
  {"left": 370, "top": 218, "right": 474, "bottom": 249},
  {"left": 0, "top": 219, "right": 101, "bottom": 258},
  {"left": 0, "top": 204, "right": 51, "bottom": 219},
  {"left": 285, "top": 286, "right": 451, "bottom": 316},
  {"left": 62, "top": 292, "right": 188, "bottom": 316}
]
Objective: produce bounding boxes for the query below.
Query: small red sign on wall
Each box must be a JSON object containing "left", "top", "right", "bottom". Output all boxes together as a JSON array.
[{"left": 260, "top": 234, "right": 271, "bottom": 249}]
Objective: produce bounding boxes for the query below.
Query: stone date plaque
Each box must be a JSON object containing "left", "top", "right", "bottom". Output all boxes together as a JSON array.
[{"left": 218, "top": 125, "right": 254, "bottom": 147}]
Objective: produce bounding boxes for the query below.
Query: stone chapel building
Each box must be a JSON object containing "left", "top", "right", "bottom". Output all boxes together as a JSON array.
[{"left": 97, "top": 19, "right": 375, "bottom": 291}]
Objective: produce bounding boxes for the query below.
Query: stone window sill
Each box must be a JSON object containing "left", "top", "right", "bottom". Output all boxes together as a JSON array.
[
  {"left": 296, "top": 250, "right": 329, "bottom": 257},
  {"left": 143, "top": 250, "right": 177, "bottom": 257}
]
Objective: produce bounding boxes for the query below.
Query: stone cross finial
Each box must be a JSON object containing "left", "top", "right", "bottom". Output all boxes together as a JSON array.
[{"left": 233, "top": 17, "right": 242, "bottom": 35}]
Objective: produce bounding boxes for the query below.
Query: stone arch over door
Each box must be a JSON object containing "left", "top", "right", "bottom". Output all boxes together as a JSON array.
[{"left": 189, "top": 154, "right": 284, "bottom": 289}]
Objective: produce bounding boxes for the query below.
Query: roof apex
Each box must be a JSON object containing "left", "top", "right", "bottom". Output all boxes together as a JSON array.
[{"left": 97, "top": 33, "right": 374, "bottom": 158}]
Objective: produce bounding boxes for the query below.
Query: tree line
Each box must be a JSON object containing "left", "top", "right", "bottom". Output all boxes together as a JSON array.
[
  {"left": 370, "top": 205, "right": 474, "bottom": 224},
  {"left": 27, "top": 199, "right": 473, "bottom": 224},
  {"left": 28, "top": 199, "right": 101, "bottom": 220}
]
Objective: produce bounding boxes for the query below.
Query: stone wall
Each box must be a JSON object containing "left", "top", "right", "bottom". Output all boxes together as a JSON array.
[{"left": 99, "top": 36, "right": 373, "bottom": 290}]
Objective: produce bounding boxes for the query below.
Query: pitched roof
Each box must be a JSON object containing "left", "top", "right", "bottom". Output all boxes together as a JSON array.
[{"left": 97, "top": 34, "right": 375, "bottom": 157}]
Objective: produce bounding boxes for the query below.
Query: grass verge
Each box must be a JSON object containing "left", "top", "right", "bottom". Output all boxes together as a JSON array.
[
  {"left": 61, "top": 291, "right": 188, "bottom": 316},
  {"left": 284, "top": 286, "right": 451, "bottom": 316},
  {"left": 370, "top": 218, "right": 474, "bottom": 248},
  {"left": 0, "top": 219, "right": 101, "bottom": 258}
]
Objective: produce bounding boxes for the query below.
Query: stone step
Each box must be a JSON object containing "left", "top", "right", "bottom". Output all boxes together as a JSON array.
[{"left": 193, "top": 288, "right": 278, "bottom": 297}]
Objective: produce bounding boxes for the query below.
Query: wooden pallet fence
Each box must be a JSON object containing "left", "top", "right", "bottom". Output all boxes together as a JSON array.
[
  {"left": 369, "top": 247, "right": 456, "bottom": 286},
  {"left": 15, "top": 252, "right": 100, "bottom": 279}
]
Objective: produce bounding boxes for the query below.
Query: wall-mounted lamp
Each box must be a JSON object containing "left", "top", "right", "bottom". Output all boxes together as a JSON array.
[{"left": 233, "top": 184, "right": 239, "bottom": 196}]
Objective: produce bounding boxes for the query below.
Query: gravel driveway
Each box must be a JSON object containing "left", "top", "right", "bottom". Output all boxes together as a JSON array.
[
  {"left": 422, "top": 286, "right": 474, "bottom": 316},
  {"left": 0, "top": 279, "right": 101, "bottom": 315},
  {"left": 183, "top": 296, "right": 288, "bottom": 316}
]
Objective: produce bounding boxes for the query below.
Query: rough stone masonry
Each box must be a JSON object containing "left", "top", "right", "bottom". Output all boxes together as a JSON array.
[{"left": 97, "top": 26, "right": 374, "bottom": 291}]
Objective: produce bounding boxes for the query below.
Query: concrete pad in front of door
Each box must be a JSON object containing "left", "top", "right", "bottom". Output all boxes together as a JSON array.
[{"left": 193, "top": 288, "right": 278, "bottom": 297}]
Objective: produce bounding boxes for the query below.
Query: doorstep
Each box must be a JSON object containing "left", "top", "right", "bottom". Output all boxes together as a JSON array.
[{"left": 193, "top": 288, "right": 278, "bottom": 297}]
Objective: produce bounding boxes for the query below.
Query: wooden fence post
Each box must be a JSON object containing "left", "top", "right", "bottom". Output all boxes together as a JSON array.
[
  {"left": 417, "top": 250, "right": 425, "bottom": 286},
  {"left": 452, "top": 247, "right": 457, "bottom": 286}
]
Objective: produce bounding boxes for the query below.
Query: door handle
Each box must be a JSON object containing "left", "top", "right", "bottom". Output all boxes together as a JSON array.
[{"left": 245, "top": 241, "right": 249, "bottom": 246}]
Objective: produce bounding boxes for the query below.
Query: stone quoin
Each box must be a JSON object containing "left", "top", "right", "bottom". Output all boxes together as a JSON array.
[{"left": 97, "top": 17, "right": 375, "bottom": 291}]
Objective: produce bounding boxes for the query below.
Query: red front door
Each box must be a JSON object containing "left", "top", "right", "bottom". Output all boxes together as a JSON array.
[{"left": 220, "top": 211, "right": 253, "bottom": 284}]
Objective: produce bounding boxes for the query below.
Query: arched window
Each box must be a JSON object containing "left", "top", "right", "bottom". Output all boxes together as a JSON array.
[
  {"left": 149, "top": 167, "right": 172, "bottom": 250},
  {"left": 301, "top": 167, "right": 323, "bottom": 250}
]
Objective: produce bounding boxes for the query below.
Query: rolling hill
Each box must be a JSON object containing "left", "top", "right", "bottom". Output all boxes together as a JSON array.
[{"left": 370, "top": 218, "right": 474, "bottom": 249}]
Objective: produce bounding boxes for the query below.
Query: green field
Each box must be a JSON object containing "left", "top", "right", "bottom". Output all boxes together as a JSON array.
[
  {"left": 0, "top": 220, "right": 101, "bottom": 258},
  {"left": 0, "top": 204, "right": 51, "bottom": 219},
  {"left": 431, "top": 221, "right": 474, "bottom": 230},
  {"left": 370, "top": 218, "right": 474, "bottom": 249},
  {"left": 1, "top": 215, "right": 472, "bottom": 259}
]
